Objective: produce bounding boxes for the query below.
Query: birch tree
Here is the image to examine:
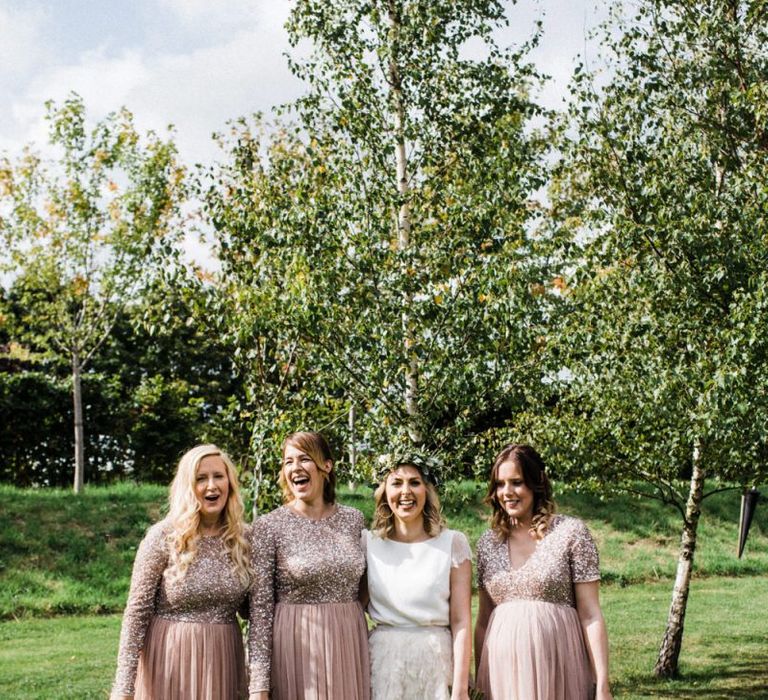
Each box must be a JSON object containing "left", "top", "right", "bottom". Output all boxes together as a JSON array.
[
  {"left": 0, "top": 95, "right": 184, "bottom": 492},
  {"left": 547, "top": 0, "right": 768, "bottom": 677},
  {"left": 204, "top": 0, "right": 550, "bottom": 470}
]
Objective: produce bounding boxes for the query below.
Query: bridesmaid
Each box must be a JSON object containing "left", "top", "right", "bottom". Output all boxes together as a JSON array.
[
  {"left": 111, "top": 444, "right": 255, "bottom": 700},
  {"left": 249, "top": 431, "right": 370, "bottom": 700},
  {"left": 364, "top": 452, "right": 472, "bottom": 700},
  {"left": 474, "top": 444, "right": 613, "bottom": 700}
]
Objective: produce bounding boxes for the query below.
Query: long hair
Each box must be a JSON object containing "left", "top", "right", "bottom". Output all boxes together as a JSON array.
[
  {"left": 165, "top": 444, "right": 251, "bottom": 586},
  {"left": 278, "top": 431, "right": 337, "bottom": 504},
  {"left": 485, "top": 444, "right": 555, "bottom": 541},
  {"left": 371, "top": 464, "right": 446, "bottom": 539}
]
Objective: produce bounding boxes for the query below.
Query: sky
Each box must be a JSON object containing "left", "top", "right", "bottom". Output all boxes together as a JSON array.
[
  {"left": 0, "top": 1, "right": 609, "bottom": 269},
  {"left": 0, "top": 0, "right": 609, "bottom": 164}
]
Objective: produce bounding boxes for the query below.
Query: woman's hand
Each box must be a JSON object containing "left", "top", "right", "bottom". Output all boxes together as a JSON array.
[
  {"left": 450, "top": 686, "right": 471, "bottom": 700},
  {"left": 595, "top": 687, "right": 613, "bottom": 700}
]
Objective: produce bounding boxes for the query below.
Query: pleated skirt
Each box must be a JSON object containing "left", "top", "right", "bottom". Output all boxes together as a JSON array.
[
  {"left": 476, "top": 599, "right": 595, "bottom": 700},
  {"left": 134, "top": 617, "right": 247, "bottom": 700},
  {"left": 369, "top": 625, "right": 452, "bottom": 700},
  {"left": 272, "top": 600, "right": 371, "bottom": 700}
]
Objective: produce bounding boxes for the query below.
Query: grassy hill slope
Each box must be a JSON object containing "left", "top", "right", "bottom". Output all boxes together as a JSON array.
[{"left": 1, "top": 480, "right": 766, "bottom": 619}]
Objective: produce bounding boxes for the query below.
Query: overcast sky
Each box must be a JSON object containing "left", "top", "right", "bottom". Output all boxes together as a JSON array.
[{"left": 0, "top": 0, "right": 609, "bottom": 166}]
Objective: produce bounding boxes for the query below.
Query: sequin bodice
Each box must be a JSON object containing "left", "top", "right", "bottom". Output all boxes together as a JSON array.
[
  {"left": 476, "top": 515, "right": 599, "bottom": 608},
  {"left": 261, "top": 504, "right": 365, "bottom": 604},
  {"left": 113, "top": 520, "right": 250, "bottom": 696}
]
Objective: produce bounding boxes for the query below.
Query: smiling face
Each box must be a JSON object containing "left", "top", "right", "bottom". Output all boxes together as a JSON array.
[
  {"left": 282, "top": 442, "right": 329, "bottom": 506},
  {"left": 194, "top": 454, "right": 230, "bottom": 525},
  {"left": 385, "top": 465, "right": 427, "bottom": 526},
  {"left": 494, "top": 459, "right": 534, "bottom": 524}
]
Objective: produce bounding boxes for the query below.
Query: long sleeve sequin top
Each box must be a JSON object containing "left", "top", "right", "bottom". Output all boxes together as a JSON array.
[
  {"left": 476, "top": 515, "right": 599, "bottom": 608},
  {"left": 248, "top": 504, "right": 366, "bottom": 694},
  {"left": 112, "top": 520, "right": 251, "bottom": 697}
]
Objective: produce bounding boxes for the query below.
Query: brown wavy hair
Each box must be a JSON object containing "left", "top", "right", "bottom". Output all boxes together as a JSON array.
[
  {"left": 485, "top": 444, "right": 555, "bottom": 540},
  {"left": 371, "top": 463, "right": 446, "bottom": 539},
  {"left": 279, "top": 431, "right": 337, "bottom": 504}
]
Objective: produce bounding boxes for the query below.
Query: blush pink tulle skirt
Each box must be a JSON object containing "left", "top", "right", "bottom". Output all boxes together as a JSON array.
[
  {"left": 134, "top": 617, "right": 247, "bottom": 699},
  {"left": 476, "top": 599, "right": 595, "bottom": 700},
  {"left": 271, "top": 600, "right": 371, "bottom": 700}
]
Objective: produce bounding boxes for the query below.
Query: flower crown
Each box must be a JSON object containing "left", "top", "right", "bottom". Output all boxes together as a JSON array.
[{"left": 374, "top": 450, "right": 443, "bottom": 486}]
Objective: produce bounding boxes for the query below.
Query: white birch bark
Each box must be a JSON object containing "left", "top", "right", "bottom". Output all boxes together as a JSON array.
[{"left": 654, "top": 440, "right": 705, "bottom": 677}]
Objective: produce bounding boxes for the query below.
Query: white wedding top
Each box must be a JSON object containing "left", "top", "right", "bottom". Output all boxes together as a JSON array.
[{"left": 363, "top": 528, "right": 472, "bottom": 628}]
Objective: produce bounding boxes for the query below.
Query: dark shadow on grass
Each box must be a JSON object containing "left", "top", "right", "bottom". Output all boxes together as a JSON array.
[{"left": 614, "top": 650, "right": 768, "bottom": 699}]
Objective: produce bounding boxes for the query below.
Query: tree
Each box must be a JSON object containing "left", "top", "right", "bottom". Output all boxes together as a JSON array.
[
  {"left": 546, "top": 0, "right": 768, "bottom": 677},
  {"left": 203, "top": 0, "right": 551, "bottom": 480},
  {"left": 0, "top": 94, "right": 185, "bottom": 492}
]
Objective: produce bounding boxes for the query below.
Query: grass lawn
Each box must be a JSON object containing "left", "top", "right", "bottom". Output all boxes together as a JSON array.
[
  {"left": 1, "top": 481, "right": 766, "bottom": 698},
  {"left": 1, "top": 576, "right": 766, "bottom": 699}
]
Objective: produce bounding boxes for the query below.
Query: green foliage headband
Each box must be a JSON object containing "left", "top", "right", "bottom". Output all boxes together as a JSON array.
[{"left": 374, "top": 450, "right": 443, "bottom": 486}]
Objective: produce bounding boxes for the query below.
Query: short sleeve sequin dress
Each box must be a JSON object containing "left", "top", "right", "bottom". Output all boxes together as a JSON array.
[
  {"left": 475, "top": 515, "right": 600, "bottom": 700},
  {"left": 112, "top": 521, "right": 250, "bottom": 699},
  {"left": 250, "top": 504, "right": 370, "bottom": 700}
]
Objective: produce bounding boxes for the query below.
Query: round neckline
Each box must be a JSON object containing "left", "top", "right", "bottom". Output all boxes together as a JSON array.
[
  {"left": 384, "top": 529, "right": 446, "bottom": 545},
  {"left": 284, "top": 502, "right": 339, "bottom": 522}
]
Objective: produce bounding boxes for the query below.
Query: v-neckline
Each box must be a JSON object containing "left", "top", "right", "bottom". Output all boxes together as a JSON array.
[{"left": 505, "top": 533, "right": 540, "bottom": 572}]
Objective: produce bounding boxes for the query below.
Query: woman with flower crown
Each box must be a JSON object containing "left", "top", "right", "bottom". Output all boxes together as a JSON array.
[
  {"left": 111, "top": 444, "right": 264, "bottom": 700},
  {"left": 363, "top": 450, "right": 472, "bottom": 700}
]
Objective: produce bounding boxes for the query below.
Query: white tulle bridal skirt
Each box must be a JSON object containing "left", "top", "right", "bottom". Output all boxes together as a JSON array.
[{"left": 369, "top": 624, "right": 453, "bottom": 700}]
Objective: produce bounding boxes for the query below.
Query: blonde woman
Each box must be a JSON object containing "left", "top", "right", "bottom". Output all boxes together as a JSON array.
[
  {"left": 474, "top": 444, "right": 612, "bottom": 700},
  {"left": 111, "top": 444, "right": 262, "bottom": 700},
  {"left": 364, "top": 453, "right": 472, "bottom": 700},
  {"left": 250, "top": 431, "right": 369, "bottom": 699}
]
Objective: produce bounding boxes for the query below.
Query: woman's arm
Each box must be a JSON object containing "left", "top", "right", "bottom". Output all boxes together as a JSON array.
[
  {"left": 473, "top": 586, "right": 495, "bottom": 678},
  {"left": 475, "top": 586, "right": 496, "bottom": 677},
  {"left": 248, "top": 519, "right": 276, "bottom": 699},
  {"left": 575, "top": 580, "right": 613, "bottom": 700},
  {"left": 111, "top": 523, "right": 168, "bottom": 699},
  {"left": 449, "top": 558, "right": 472, "bottom": 700}
]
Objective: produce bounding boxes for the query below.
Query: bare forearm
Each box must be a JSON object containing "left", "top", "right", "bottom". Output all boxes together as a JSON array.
[
  {"left": 582, "top": 614, "right": 612, "bottom": 698},
  {"left": 450, "top": 623, "right": 471, "bottom": 699}
]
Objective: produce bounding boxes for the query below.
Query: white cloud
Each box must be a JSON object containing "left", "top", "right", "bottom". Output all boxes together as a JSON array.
[
  {"left": 0, "top": 5, "right": 51, "bottom": 88},
  {"left": 2, "top": 2, "right": 303, "bottom": 165}
]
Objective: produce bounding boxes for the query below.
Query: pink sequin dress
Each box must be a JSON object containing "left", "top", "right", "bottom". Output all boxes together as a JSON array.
[
  {"left": 112, "top": 521, "right": 251, "bottom": 699},
  {"left": 476, "top": 515, "right": 600, "bottom": 700},
  {"left": 250, "top": 504, "right": 370, "bottom": 700}
]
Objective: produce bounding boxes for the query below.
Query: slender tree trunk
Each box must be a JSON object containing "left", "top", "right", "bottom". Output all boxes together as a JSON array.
[
  {"left": 654, "top": 440, "right": 706, "bottom": 677},
  {"left": 387, "top": 1, "right": 422, "bottom": 445},
  {"left": 72, "top": 352, "right": 85, "bottom": 494},
  {"left": 251, "top": 425, "right": 267, "bottom": 520},
  {"left": 348, "top": 403, "right": 357, "bottom": 490}
]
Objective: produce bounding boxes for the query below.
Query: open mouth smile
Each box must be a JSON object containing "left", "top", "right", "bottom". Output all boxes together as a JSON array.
[{"left": 291, "top": 472, "right": 311, "bottom": 488}]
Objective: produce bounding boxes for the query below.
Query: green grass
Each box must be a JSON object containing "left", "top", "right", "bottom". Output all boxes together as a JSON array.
[
  {"left": 1, "top": 578, "right": 766, "bottom": 699},
  {"left": 0, "top": 481, "right": 766, "bottom": 697},
  {"left": 0, "top": 483, "right": 166, "bottom": 619},
  {"left": 0, "top": 615, "right": 120, "bottom": 699},
  {"left": 2, "top": 481, "right": 766, "bottom": 619}
]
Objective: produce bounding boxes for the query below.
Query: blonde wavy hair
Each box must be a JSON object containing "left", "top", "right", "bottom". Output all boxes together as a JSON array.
[
  {"left": 371, "top": 463, "right": 446, "bottom": 539},
  {"left": 165, "top": 444, "right": 251, "bottom": 587},
  {"left": 485, "top": 444, "right": 556, "bottom": 541}
]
